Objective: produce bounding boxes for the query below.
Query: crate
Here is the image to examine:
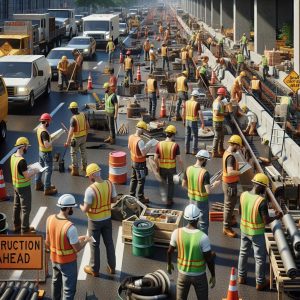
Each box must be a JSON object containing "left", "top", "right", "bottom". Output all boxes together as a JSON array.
[{"left": 122, "top": 215, "right": 139, "bottom": 237}]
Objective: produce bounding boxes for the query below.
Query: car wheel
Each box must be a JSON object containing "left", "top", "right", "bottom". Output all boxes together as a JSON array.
[
  {"left": 44, "top": 80, "right": 51, "bottom": 96},
  {"left": 28, "top": 92, "right": 35, "bottom": 109},
  {"left": 0, "top": 122, "right": 7, "bottom": 141}
]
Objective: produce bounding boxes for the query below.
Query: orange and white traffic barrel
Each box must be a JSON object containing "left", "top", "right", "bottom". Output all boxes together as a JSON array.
[{"left": 109, "top": 151, "right": 127, "bottom": 184}]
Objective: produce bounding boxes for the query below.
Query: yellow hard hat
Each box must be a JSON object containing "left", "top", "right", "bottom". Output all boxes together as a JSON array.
[
  {"left": 86, "top": 163, "right": 101, "bottom": 177},
  {"left": 103, "top": 82, "right": 110, "bottom": 89},
  {"left": 240, "top": 71, "right": 246, "bottom": 77},
  {"left": 62, "top": 56, "right": 67, "bottom": 61},
  {"left": 136, "top": 121, "right": 147, "bottom": 130},
  {"left": 252, "top": 173, "right": 269, "bottom": 187},
  {"left": 165, "top": 125, "right": 176, "bottom": 134},
  {"left": 241, "top": 104, "right": 248, "bottom": 112},
  {"left": 228, "top": 135, "right": 242, "bottom": 146},
  {"left": 182, "top": 70, "right": 188, "bottom": 76},
  {"left": 68, "top": 102, "right": 78, "bottom": 109},
  {"left": 252, "top": 75, "right": 257, "bottom": 79},
  {"left": 15, "top": 137, "right": 30, "bottom": 147}
]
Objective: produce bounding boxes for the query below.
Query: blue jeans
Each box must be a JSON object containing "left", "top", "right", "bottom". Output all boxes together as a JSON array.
[
  {"left": 190, "top": 199, "right": 209, "bottom": 235},
  {"left": 176, "top": 92, "right": 188, "bottom": 118},
  {"left": 150, "top": 61, "right": 155, "bottom": 74},
  {"left": 108, "top": 51, "right": 114, "bottom": 63},
  {"left": 52, "top": 260, "right": 77, "bottom": 300},
  {"left": 35, "top": 151, "right": 53, "bottom": 189},
  {"left": 58, "top": 72, "right": 68, "bottom": 89},
  {"left": 162, "top": 57, "right": 169, "bottom": 70},
  {"left": 126, "top": 69, "right": 133, "bottom": 83},
  {"left": 185, "top": 120, "right": 198, "bottom": 153},
  {"left": 238, "top": 232, "right": 266, "bottom": 285},
  {"left": 149, "top": 93, "right": 157, "bottom": 119}
]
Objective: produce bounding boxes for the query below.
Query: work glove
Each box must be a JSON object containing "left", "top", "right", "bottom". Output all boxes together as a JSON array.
[
  {"left": 209, "top": 276, "right": 216, "bottom": 288},
  {"left": 167, "top": 263, "right": 174, "bottom": 275}
]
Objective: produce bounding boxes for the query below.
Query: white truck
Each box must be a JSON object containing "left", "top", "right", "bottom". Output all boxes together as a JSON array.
[
  {"left": 47, "top": 9, "right": 77, "bottom": 39},
  {"left": 82, "top": 14, "right": 119, "bottom": 45}
]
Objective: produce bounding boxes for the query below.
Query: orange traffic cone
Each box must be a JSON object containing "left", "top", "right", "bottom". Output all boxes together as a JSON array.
[
  {"left": 87, "top": 72, "right": 93, "bottom": 90},
  {"left": 160, "top": 96, "right": 166, "bottom": 118},
  {"left": 210, "top": 70, "right": 217, "bottom": 85},
  {"left": 137, "top": 65, "right": 142, "bottom": 81},
  {"left": 223, "top": 267, "right": 242, "bottom": 300},
  {"left": 119, "top": 52, "right": 124, "bottom": 63},
  {"left": 0, "top": 169, "right": 8, "bottom": 201}
]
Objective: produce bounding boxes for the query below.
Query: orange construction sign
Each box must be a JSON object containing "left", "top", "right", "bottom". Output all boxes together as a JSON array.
[
  {"left": 283, "top": 70, "right": 300, "bottom": 93},
  {"left": 0, "top": 235, "right": 44, "bottom": 270}
]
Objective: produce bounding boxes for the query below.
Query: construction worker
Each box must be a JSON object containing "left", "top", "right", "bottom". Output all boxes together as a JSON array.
[
  {"left": 190, "top": 31, "right": 196, "bottom": 47},
  {"left": 241, "top": 105, "right": 258, "bottom": 136},
  {"left": 65, "top": 102, "right": 89, "bottom": 176},
  {"left": 145, "top": 74, "right": 159, "bottom": 120},
  {"left": 35, "top": 113, "right": 57, "bottom": 196},
  {"left": 196, "top": 64, "right": 209, "bottom": 88},
  {"left": 108, "top": 68, "right": 117, "bottom": 90},
  {"left": 46, "top": 194, "right": 90, "bottom": 300},
  {"left": 106, "top": 37, "right": 115, "bottom": 63},
  {"left": 164, "top": 26, "right": 171, "bottom": 41},
  {"left": 143, "top": 38, "right": 151, "bottom": 61},
  {"left": 218, "top": 36, "right": 225, "bottom": 57},
  {"left": 159, "top": 24, "right": 164, "bottom": 38},
  {"left": 72, "top": 49, "right": 83, "bottom": 91},
  {"left": 240, "top": 33, "right": 249, "bottom": 58},
  {"left": 155, "top": 125, "right": 183, "bottom": 207},
  {"left": 206, "top": 36, "right": 212, "bottom": 50},
  {"left": 182, "top": 150, "right": 220, "bottom": 234},
  {"left": 261, "top": 54, "right": 269, "bottom": 80},
  {"left": 196, "top": 30, "right": 202, "bottom": 54},
  {"left": 236, "top": 50, "right": 245, "bottom": 75},
  {"left": 11, "top": 137, "right": 39, "bottom": 234},
  {"left": 174, "top": 71, "right": 188, "bottom": 121},
  {"left": 238, "top": 173, "right": 283, "bottom": 291},
  {"left": 231, "top": 71, "right": 246, "bottom": 103},
  {"left": 128, "top": 121, "right": 152, "bottom": 204},
  {"left": 212, "top": 87, "right": 226, "bottom": 158},
  {"left": 161, "top": 41, "right": 169, "bottom": 71},
  {"left": 222, "top": 135, "right": 243, "bottom": 238},
  {"left": 176, "top": 29, "right": 181, "bottom": 44},
  {"left": 167, "top": 204, "right": 216, "bottom": 300},
  {"left": 182, "top": 90, "right": 205, "bottom": 155},
  {"left": 80, "top": 163, "right": 117, "bottom": 277},
  {"left": 144, "top": 26, "right": 149, "bottom": 38},
  {"left": 180, "top": 46, "right": 189, "bottom": 72},
  {"left": 149, "top": 44, "right": 156, "bottom": 74},
  {"left": 57, "top": 56, "right": 69, "bottom": 91},
  {"left": 250, "top": 75, "right": 261, "bottom": 99},
  {"left": 124, "top": 51, "right": 134, "bottom": 83}
]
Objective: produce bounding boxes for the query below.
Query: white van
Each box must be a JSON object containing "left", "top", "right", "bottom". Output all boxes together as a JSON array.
[
  {"left": 0, "top": 55, "right": 51, "bottom": 109},
  {"left": 82, "top": 14, "right": 119, "bottom": 44}
]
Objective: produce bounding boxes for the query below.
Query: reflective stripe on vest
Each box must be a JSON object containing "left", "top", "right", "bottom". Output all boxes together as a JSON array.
[
  {"left": 237, "top": 54, "right": 244, "bottom": 63},
  {"left": 187, "top": 166, "right": 208, "bottom": 201},
  {"left": 10, "top": 154, "right": 31, "bottom": 188},
  {"left": 72, "top": 113, "right": 87, "bottom": 138},
  {"left": 181, "top": 50, "right": 188, "bottom": 60},
  {"left": 251, "top": 79, "right": 260, "bottom": 90},
  {"left": 185, "top": 100, "right": 199, "bottom": 121},
  {"left": 147, "top": 78, "right": 156, "bottom": 93},
  {"left": 158, "top": 141, "right": 177, "bottom": 169},
  {"left": 129, "top": 134, "right": 146, "bottom": 163},
  {"left": 87, "top": 181, "right": 112, "bottom": 220},
  {"left": 177, "top": 228, "right": 206, "bottom": 273},
  {"left": 222, "top": 151, "right": 239, "bottom": 183},
  {"left": 37, "top": 127, "right": 52, "bottom": 152},
  {"left": 47, "top": 215, "right": 77, "bottom": 264},
  {"left": 161, "top": 46, "right": 168, "bottom": 57},
  {"left": 124, "top": 57, "right": 132, "bottom": 70},
  {"left": 177, "top": 76, "right": 187, "bottom": 92},
  {"left": 240, "top": 192, "right": 265, "bottom": 235},
  {"left": 212, "top": 99, "right": 224, "bottom": 122},
  {"left": 105, "top": 93, "right": 115, "bottom": 114}
]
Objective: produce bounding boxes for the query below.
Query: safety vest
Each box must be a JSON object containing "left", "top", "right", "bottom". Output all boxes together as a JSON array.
[
  {"left": 212, "top": 99, "right": 224, "bottom": 122},
  {"left": 177, "top": 228, "right": 206, "bottom": 274},
  {"left": 251, "top": 79, "right": 260, "bottom": 90},
  {"left": 129, "top": 134, "right": 146, "bottom": 163},
  {"left": 176, "top": 76, "right": 187, "bottom": 92},
  {"left": 57, "top": 60, "right": 68, "bottom": 72},
  {"left": 124, "top": 57, "right": 132, "bottom": 70},
  {"left": 87, "top": 181, "right": 112, "bottom": 221},
  {"left": 37, "top": 127, "right": 52, "bottom": 152},
  {"left": 157, "top": 140, "right": 177, "bottom": 169},
  {"left": 47, "top": 215, "right": 77, "bottom": 264},
  {"left": 281, "top": 96, "right": 291, "bottom": 106},
  {"left": 233, "top": 76, "right": 242, "bottom": 88},
  {"left": 150, "top": 51, "right": 156, "bottom": 61},
  {"left": 105, "top": 93, "right": 115, "bottom": 114},
  {"left": 188, "top": 48, "right": 193, "bottom": 59},
  {"left": 222, "top": 151, "right": 239, "bottom": 183},
  {"left": 262, "top": 56, "right": 268, "bottom": 66},
  {"left": 10, "top": 154, "right": 31, "bottom": 188},
  {"left": 240, "top": 192, "right": 265, "bottom": 236},
  {"left": 185, "top": 100, "right": 199, "bottom": 121},
  {"left": 237, "top": 54, "right": 244, "bottom": 64},
  {"left": 147, "top": 78, "right": 156, "bottom": 93},
  {"left": 144, "top": 42, "right": 150, "bottom": 51},
  {"left": 241, "top": 35, "right": 247, "bottom": 44},
  {"left": 199, "top": 66, "right": 206, "bottom": 75},
  {"left": 161, "top": 46, "right": 168, "bottom": 57},
  {"left": 107, "top": 41, "right": 115, "bottom": 51},
  {"left": 191, "top": 34, "right": 196, "bottom": 41},
  {"left": 72, "top": 113, "right": 87, "bottom": 138},
  {"left": 181, "top": 50, "right": 188, "bottom": 61},
  {"left": 187, "top": 166, "right": 208, "bottom": 201}
]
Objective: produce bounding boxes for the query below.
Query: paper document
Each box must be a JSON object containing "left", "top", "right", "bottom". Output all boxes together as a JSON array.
[
  {"left": 50, "top": 129, "right": 65, "bottom": 141},
  {"left": 28, "top": 162, "right": 48, "bottom": 173},
  {"left": 239, "top": 163, "right": 252, "bottom": 173}
]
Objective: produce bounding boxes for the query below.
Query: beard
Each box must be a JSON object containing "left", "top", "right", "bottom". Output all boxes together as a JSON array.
[{"left": 68, "top": 209, "right": 73, "bottom": 216}]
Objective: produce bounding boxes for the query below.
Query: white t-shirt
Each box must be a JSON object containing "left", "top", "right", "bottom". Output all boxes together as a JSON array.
[
  {"left": 67, "top": 225, "right": 79, "bottom": 245},
  {"left": 170, "top": 227, "right": 211, "bottom": 276},
  {"left": 213, "top": 101, "right": 222, "bottom": 112},
  {"left": 246, "top": 111, "right": 257, "bottom": 124}
]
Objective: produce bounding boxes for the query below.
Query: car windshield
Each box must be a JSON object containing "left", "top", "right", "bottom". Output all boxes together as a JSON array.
[
  {"left": 84, "top": 21, "right": 109, "bottom": 31},
  {"left": 0, "top": 62, "right": 31, "bottom": 78},
  {"left": 119, "top": 23, "right": 126, "bottom": 28},
  {"left": 0, "top": 38, "right": 21, "bottom": 49},
  {"left": 68, "top": 38, "right": 89, "bottom": 45},
  {"left": 47, "top": 49, "right": 74, "bottom": 60},
  {"left": 48, "top": 10, "right": 70, "bottom": 18}
]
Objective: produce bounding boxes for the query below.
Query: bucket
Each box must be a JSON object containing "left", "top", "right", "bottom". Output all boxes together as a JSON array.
[
  {"left": 0, "top": 213, "right": 8, "bottom": 234},
  {"left": 132, "top": 220, "right": 154, "bottom": 257},
  {"left": 109, "top": 151, "right": 127, "bottom": 184}
]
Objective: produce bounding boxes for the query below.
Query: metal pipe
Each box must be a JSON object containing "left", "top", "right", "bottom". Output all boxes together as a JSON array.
[
  {"left": 15, "top": 282, "right": 30, "bottom": 300},
  {"left": 230, "top": 115, "right": 283, "bottom": 213},
  {"left": 0, "top": 282, "right": 14, "bottom": 300},
  {"left": 10, "top": 282, "right": 21, "bottom": 299},
  {"left": 282, "top": 214, "right": 300, "bottom": 252},
  {"left": 271, "top": 219, "right": 297, "bottom": 278},
  {"left": 0, "top": 282, "right": 6, "bottom": 296}
]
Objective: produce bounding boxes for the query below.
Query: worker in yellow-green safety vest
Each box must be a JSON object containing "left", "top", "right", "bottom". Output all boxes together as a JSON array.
[
  {"left": 238, "top": 173, "right": 283, "bottom": 291},
  {"left": 236, "top": 50, "right": 245, "bottom": 75},
  {"left": 106, "top": 37, "right": 115, "bottom": 63},
  {"left": 182, "top": 150, "right": 220, "bottom": 235},
  {"left": 261, "top": 55, "right": 269, "bottom": 80},
  {"left": 240, "top": 33, "right": 249, "bottom": 59},
  {"left": 218, "top": 36, "right": 225, "bottom": 57},
  {"left": 197, "top": 64, "right": 209, "bottom": 88},
  {"left": 167, "top": 204, "right": 216, "bottom": 300}
]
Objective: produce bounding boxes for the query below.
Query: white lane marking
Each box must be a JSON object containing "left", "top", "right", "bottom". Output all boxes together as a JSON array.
[
  {"left": 93, "top": 66, "right": 97, "bottom": 70},
  {"left": 97, "top": 61, "right": 103, "bottom": 66},
  {"left": 115, "top": 226, "right": 124, "bottom": 277},
  {"left": 33, "top": 102, "right": 65, "bottom": 132},
  {"left": 9, "top": 206, "right": 48, "bottom": 280},
  {"left": 78, "top": 230, "right": 90, "bottom": 280},
  {"left": 0, "top": 146, "right": 18, "bottom": 165},
  {"left": 123, "top": 36, "right": 130, "bottom": 44}
]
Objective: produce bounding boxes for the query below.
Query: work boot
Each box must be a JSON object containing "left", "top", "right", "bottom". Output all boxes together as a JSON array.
[
  {"left": 35, "top": 181, "right": 44, "bottom": 191},
  {"left": 238, "top": 277, "right": 247, "bottom": 284},
  {"left": 71, "top": 166, "right": 79, "bottom": 176},
  {"left": 223, "top": 228, "right": 237, "bottom": 238},
  {"left": 256, "top": 278, "right": 270, "bottom": 291},
  {"left": 106, "top": 265, "right": 116, "bottom": 275},
  {"left": 110, "top": 138, "right": 116, "bottom": 145},
  {"left": 212, "top": 151, "right": 222, "bottom": 158},
  {"left": 22, "top": 226, "right": 36, "bottom": 234},
  {"left": 104, "top": 136, "right": 111, "bottom": 143},
  {"left": 139, "top": 196, "right": 150, "bottom": 204},
  {"left": 44, "top": 187, "right": 58, "bottom": 196},
  {"left": 84, "top": 265, "right": 99, "bottom": 277}
]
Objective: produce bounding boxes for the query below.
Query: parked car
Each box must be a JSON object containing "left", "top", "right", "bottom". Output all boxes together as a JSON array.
[
  {"left": 0, "top": 76, "right": 8, "bottom": 141},
  {"left": 119, "top": 22, "right": 128, "bottom": 36},
  {"left": 75, "top": 14, "right": 84, "bottom": 31},
  {"left": 67, "top": 37, "right": 96, "bottom": 59},
  {"left": 0, "top": 55, "right": 51, "bottom": 109},
  {"left": 46, "top": 47, "right": 76, "bottom": 80}
]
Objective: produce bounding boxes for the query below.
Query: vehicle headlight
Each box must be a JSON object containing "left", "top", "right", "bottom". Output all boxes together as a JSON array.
[
  {"left": 83, "top": 48, "right": 89, "bottom": 52},
  {"left": 17, "top": 87, "right": 29, "bottom": 95}
]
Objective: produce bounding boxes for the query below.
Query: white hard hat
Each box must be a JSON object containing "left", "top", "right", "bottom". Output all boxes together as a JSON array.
[
  {"left": 191, "top": 90, "right": 200, "bottom": 97},
  {"left": 196, "top": 149, "right": 210, "bottom": 160},
  {"left": 57, "top": 194, "right": 77, "bottom": 208},
  {"left": 184, "top": 204, "right": 201, "bottom": 221}
]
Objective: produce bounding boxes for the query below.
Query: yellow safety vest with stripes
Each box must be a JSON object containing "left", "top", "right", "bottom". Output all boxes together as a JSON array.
[
  {"left": 72, "top": 113, "right": 87, "bottom": 138},
  {"left": 176, "top": 76, "right": 188, "bottom": 92},
  {"left": 124, "top": 57, "right": 133, "bottom": 70},
  {"left": 185, "top": 100, "right": 199, "bottom": 121},
  {"left": 10, "top": 154, "right": 31, "bottom": 188},
  {"left": 157, "top": 140, "right": 177, "bottom": 169},
  {"left": 161, "top": 46, "right": 168, "bottom": 57},
  {"left": 212, "top": 99, "right": 224, "bottom": 122},
  {"left": 147, "top": 78, "right": 156, "bottom": 93},
  {"left": 37, "top": 127, "right": 52, "bottom": 152},
  {"left": 187, "top": 166, "right": 208, "bottom": 201}
]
